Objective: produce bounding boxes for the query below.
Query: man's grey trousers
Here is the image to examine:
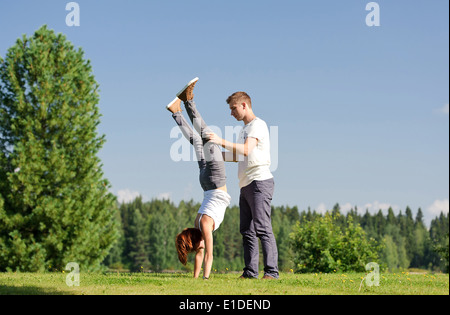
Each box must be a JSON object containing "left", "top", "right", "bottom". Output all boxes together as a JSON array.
[{"left": 239, "top": 178, "right": 279, "bottom": 279}]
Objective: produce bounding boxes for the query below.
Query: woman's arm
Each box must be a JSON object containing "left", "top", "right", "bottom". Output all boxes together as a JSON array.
[
  {"left": 200, "top": 215, "right": 215, "bottom": 279},
  {"left": 193, "top": 248, "right": 204, "bottom": 278},
  {"left": 193, "top": 213, "right": 205, "bottom": 278}
]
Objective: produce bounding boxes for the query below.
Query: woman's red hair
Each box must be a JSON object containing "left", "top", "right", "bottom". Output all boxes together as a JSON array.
[{"left": 175, "top": 228, "right": 202, "bottom": 265}]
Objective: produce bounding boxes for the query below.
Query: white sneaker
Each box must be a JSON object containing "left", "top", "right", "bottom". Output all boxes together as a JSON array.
[
  {"left": 166, "top": 97, "right": 182, "bottom": 113},
  {"left": 176, "top": 77, "right": 199, "bottom": 102}
]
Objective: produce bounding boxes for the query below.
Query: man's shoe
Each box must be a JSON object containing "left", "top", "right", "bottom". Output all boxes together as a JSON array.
[
  {"left": 261, "top": 275, "right": 277, "bottom": 280},
  {"left": 177, "top": 77, "right": 199, "bottom": 102},
  {"left": 166, "top": 97, "right": 182, "bottom": 113}
]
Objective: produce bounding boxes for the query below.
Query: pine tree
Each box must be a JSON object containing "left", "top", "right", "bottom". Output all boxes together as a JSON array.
[
  {"left": 403, "top": 207, "right": 416, "bottom": 262},
  {"left": 411, "top": 208, "right": 429, "bottom": 268},
  {"left": 102, "top": 203, "right": 124, "bottom": 269},
  {"left": 127, "top": 208, "right": 150, "bottom": 271},
  {"left": 148, "top": 209, "right": 176, "bottom": 272},
  {"left": 387, "top": 207, "right": 397, "bottom": 226},
  {"left": 382, "top": 235, "right": 399, "bottom": 271},
  {"left": 0, "top": 26, "right": 117, "bottom": 271},
  {"left": 430, "top": 213, "right": 449, "bottom": 272},
  {"left": 0, "top": 194, "right": 4, "bottom": 221},
  {"left": 383, "top": 223, "right": 409, "bottom": 270}
]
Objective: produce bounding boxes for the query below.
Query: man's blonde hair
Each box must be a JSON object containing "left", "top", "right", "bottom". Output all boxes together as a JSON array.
[{"left": 226, "top": 92, "right": 252, "bottom": 108}]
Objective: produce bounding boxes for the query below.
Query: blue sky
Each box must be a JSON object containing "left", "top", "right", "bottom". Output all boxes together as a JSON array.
[{"left": 1, "top": 0, "right": 448, "bottom": 225}]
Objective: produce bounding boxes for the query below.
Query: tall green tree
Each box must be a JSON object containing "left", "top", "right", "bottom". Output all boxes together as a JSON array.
[
  {"left": 411, "top": 208, "right": 429, "bottom": 268},
  {"left": 430, "top": 213, "right": 449, "bottom": 272},
  {"left": 128, "top": 208, "right": 150, "bottom": 271},
  {"left": 382, "top": 224, "right": 409, "bottom": 270},
  {"left": 148, "top": 208, "right": 177, "bottom": 272},
  {"left": 0, "top": 26, "right": 117, "bottom": 271},
  {"left": 382, "top": 235, "right": 399, "bottom": 270},
  {"left": 402, "top": 207, "right": 416, "bottom": 261},
  {"left": 0, "top": 194, "right": 4, "bottom": 222},
  {"left": 434, "top": 232, "right": 449, "bottom": 273}
]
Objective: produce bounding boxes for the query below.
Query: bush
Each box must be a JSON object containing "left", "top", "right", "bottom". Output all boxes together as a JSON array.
[{"left": 290, "top": 213, "right": 381, "bottom": 273}]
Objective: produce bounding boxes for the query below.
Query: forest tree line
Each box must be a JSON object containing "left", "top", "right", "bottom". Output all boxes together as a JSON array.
[{"left": 104, "top": 197, "right": 449, "bottom": 273}]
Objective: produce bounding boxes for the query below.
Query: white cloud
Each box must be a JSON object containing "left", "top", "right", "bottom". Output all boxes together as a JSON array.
[
  {"left": 340, "top": 203, "right": 354, "bottom": 213},
  {"left": 363, "top": 201, "right": 399, "bottom": 214},
  {"left": 117, "top": 189, "right": 141, "bottom": 204},
  {"left": 427, "top": 199, "right": 449, "bottom": 216},
  {"left": 157, "top": 192, "right": 172, "bottom": 200},
  {"left": 315, "top": 201, "right": 400, "bottom": 215},
  {"left": 434, "top": 104, "right": 449, "bottom": 115},
  {"left": 316, "top": 203, "right": 327, "bottom": 214}
]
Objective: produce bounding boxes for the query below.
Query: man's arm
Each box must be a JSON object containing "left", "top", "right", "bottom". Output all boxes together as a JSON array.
[{"left": 208, "top": 133, "right": 258, "bottom": 159}]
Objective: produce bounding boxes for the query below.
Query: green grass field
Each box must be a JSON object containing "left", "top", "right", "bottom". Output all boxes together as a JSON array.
[{"left": 0, "top": 271, "right": 448, "bottom": 295}]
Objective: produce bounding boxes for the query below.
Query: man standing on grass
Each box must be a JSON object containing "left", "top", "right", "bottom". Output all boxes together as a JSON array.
[{"left": 207, "top": 92, "right": 279, "bottom": 280}]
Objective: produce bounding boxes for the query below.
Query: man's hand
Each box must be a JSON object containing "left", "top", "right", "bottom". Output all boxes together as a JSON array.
[{"left": 206, "top": 132, "right": 222, "bottom": 146}]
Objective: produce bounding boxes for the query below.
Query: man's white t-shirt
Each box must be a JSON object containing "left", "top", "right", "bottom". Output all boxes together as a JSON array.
[{"left": 238, "top": 117, "right": 273, "bottom": 189}]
